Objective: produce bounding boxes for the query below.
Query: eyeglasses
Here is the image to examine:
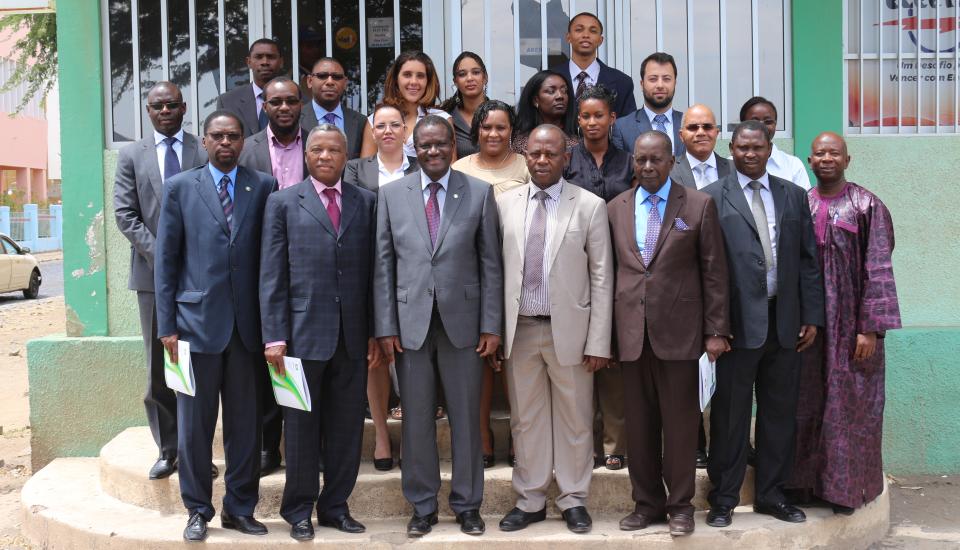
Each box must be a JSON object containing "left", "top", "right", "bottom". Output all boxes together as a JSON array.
[
  {"left": 684, "top": 123, "right": 717, "bottom": 132},
  {"left": 207, "top": 132, "right": 243, "bottom": 143},
  {"left": 265, "top": 98, "right": 301, "bottom": 107},
  {"left": 311, "top": 72, "right": 346, "bottom": 81},
  {"left": 415, "top": 141, "right": 452, "bottom": 152},
  {"left": 374, "top": 121, "right": 404, "bottom": 132},
  {"left": 147, "top": 101, "right": 184, "bottom": 111}
]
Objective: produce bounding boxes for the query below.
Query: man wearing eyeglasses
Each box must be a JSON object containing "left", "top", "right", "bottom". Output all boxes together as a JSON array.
[
  {"left": 113, "top": 81, "right": 210, "bottom": 481},
  {"left": 301, "top": 57, "right": 369, "bottom": 160},
  {"left": 671, "top": 105, "right": 733, "bottom": 191},
  {"left": 217, "top": 38, "right": 286, "bottom": 138},
  {"left": 239, "top": 77, "right": 308, "bottom": 193},
  {"left": 155, "top": 110, "right": 278, "bottom": 542}
]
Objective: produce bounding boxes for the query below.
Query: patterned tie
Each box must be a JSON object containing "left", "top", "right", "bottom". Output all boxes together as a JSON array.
[
  {"left": 425, "top": 182, "right": 442, "bottom": 248},
  {"left": 693, "top": 162, "right": 708, "bottom": 189},
  {"left": 322, "top": 187, "right": 340, "bottom": 233},
  {"left": 522, "top": 191, "right": 548, "bottom": 292},
  {"left": 642, "top": 194, "right": 661, "bottom": 265},
  {"left": 749, "top": 181, "right": 775, "bottom": 269},
  {"left": 322, "top": 112, "right": 338, "bottom": 125},
  {"left": 575, "top": 71, "right": 589, "bottom": 99},
  {"left": 163, "top": 136, "right": 180, "bottom": 180},
  {"left": 258, "top": 92, "right": 268, "bottom": 130},
  {"left": 218, "top": 174, "right": 234, "bottom": 230},
  {"left": 653, "top": 113, "right": 669, "bottom": 135}
]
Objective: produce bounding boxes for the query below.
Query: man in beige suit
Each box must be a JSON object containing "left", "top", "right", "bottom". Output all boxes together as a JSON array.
[{"left": 494, "top": 125, "right": 614, "bottom": 535}]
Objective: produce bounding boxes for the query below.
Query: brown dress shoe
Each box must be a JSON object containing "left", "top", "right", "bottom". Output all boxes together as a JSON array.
[
  {"left": 668, "top": 513, "right": 695, "bottom": 536},
  {"left": 619, "top": 511, "right": 666, "bottom": 531}
]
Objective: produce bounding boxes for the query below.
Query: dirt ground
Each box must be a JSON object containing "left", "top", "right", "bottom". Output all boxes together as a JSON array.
[{"left": 0, "top": 293, "right": 957, "bottom": 549}]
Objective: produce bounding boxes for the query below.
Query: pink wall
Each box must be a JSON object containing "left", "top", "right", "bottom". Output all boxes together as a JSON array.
[{"left": 0, "top": 27, "right": 49, "bottom": 172}]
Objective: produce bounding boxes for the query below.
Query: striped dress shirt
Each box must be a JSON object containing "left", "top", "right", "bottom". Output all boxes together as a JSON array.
[{"left": 518, "top": 180, "right": 563, "bottom": 316}]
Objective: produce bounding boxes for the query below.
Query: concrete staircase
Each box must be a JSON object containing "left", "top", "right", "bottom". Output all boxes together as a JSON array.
[{"left": 22, "top": 417, "right": 890, "bottom": 549}]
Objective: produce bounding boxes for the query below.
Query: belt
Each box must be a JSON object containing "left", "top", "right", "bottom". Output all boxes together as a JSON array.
[{"left": 520, "top": 315, "right": 551, "bottom": 321}]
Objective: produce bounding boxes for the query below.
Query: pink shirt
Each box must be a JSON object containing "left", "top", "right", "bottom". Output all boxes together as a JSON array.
[{"left": 267, "top": 126, "right": 304, "bottom": 190}]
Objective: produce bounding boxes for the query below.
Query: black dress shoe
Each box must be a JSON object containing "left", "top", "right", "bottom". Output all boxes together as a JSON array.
[
  {"left": 149, "top": 456, "right": 177, "bottom": 479},
  {"left": 211, "top": 463, "right": 219, "bottom": 478},
  {"left": 406, "top": 511, "right": 438, "bottom": 537},
  {"left": 183, "top": 512, "right": 208, "bottom": 542},
  {"left": 754, "top": 501, "right": 807, "bottom": 523},
  {"left": 221, "top": 511, "right": 268, "bottom": 535},
  {"left": 290, "top": 519, "right": 315, "bottom": 541},
  {"left": 373, "top": 457, "right": 394, "bottom": 471},
  {"left": 260, "top": 450, "right": 282, "bottom": 477},
  {"left": 456, "top": 509, "right": 485, "bottom": 535},
  {"left": 832, "top": 504, "right": 855, "bottom": 516},
  {"left": 706, "top": 505, "right": 734, "bottom": 527},
  {"left": 499, "top": 507, "right": 546, "bottom": 531},
  {"left": 696, "top": 449, "right": 709, "bottom": 469},
  {"left": 482, "top": 454, "right": 495, "bottom": 468},
  {"left": 561, "top": 506, "right": 592, "bottom": 534},
  {"left": 319, "top": 513, "right": 366, "bottom": 533}
]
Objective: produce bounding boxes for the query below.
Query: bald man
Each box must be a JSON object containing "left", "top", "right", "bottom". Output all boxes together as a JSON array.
[
  {"left": 670, "top": 104, "right": 733, "bottom": 190},
  {"left": 496, "top": 125, "right": 613, "bottom": 534}
]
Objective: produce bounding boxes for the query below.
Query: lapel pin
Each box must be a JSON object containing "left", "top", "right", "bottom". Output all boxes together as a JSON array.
[
  {"left": 245, "top": 186, "right": 251, "bottom": 191},
  {"left": 453, "top": 193, "right": 459, "bottom": 199}
]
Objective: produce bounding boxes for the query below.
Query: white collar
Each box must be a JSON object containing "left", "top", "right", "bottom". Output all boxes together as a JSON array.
[
  {"left": 526, "top": 179, "right": 564, "bottom": 201},
  {"left": 377, "top": 154, "right": 410, "bottom": 174},
  {"left": 252, "top": 82, "right": 264, "bottom": 99},
  {"left": 643, "top": 105, "right": 673, "bottom": 125},
  {"left": 420, "top": 168, "right": 451, "bottom": 190},
  {"left": 154, "top": 129, "right": 185, "bottom": 146},
  {"left": 768, "top": 143, "right": 787, "bottom": 168},
  {"left": 686, "top": 151, "right": 716, "bottom": 170},
  {"left": 569, "top": 58, "right": 601, "bottom": 84},
  {"left": 736, "top": 170, "right": 770, "bottom": 190}
]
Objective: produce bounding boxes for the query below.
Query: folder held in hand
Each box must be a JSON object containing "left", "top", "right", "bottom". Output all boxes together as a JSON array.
[
  {"left": 699, "top": 352, "right": 716, "bottom": 412},
  {"left": 163, "top": 340, "right": 196, "bottom": 396},
  {"left": 268, "top": 357, "right": 312, "bottom": 412}
]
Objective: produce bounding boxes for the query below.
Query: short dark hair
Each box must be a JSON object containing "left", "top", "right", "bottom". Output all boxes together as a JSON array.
[
  {"left": 412, "top": 114, "right": 454, "bottom": 146},
  {"left": 203, "top": 109, "right": 244, "bottom": 135},
  {"left": 567, "top": 12, "right": 603, "bottom": 33},
  {"left": 470, "top": 100, "right": 516, "bottom": 147},
  {"left": 635, "top": 130, "right": 673, "bottom": 156},
  {"left": 576, "top": 84, "right": 616, "bottom": 113},
  {"left": 311, "top": 56, "right": 344, "bottom": 73},
  {"left": 248, "top": 38, "right": 282, "bottom": 57},
  {"left": 731, "top": 119, "right": 772, "bottom": 144},
  {"left": 739, "top": 96, "right": 778, "bottom": 123},
  {"left": 263, "top": 76, "right": 300, "bottom": 98},
  {"left": 640, "top": 52, "right": 677, "bottom": 79}
]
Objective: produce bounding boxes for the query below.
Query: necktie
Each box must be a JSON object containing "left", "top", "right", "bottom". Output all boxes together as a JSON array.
[
  {"left": 163, "top": 136, "right": 180, "bottom": 180},
  {"left": 218, "top": 174, "right": 234, "bottom": 230},
  {"left": 258, "top": 92, "right": 268, "bottom": 130},
  {"left": 642, "top": 194, "right": 661, "bottom": 265},
  {"left": 322, "top": 112, "right": 338, "bottom": 125},
  {"left": 575, "top": 71, "right": 589, "bottom": 99},
  {"left": 322, "top": 187, "right": 340, "bottom": 233},
  {"left": 749, "top": 181, "right": 775, "bottom": 269},
  {"left": 653, "top": 113, "right": 669, "bottom": 135},
  {"left": 522, "top": 191, "right": 548, "bottom": 292},
  {"left": 693, "top": 163, "right": 708, "bottom": 188},
  {"left": 425, "top": 182, "right": 441, "bottom": 248}
]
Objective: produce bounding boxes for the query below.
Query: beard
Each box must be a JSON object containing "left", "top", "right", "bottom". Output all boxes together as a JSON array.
[{"left": 643, "top": 90, "right": 674, "bottom": 110}]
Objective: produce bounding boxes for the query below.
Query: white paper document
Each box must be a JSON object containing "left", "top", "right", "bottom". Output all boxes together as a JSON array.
[
  {"left": 163, "top": 340, "right": 196, "bottom": 396},
  {"left": 698, "top": 352, "right": 716, "bottom": 412},
  {"left": 269, "top": 357, "right": 312, "bottom": 412}
]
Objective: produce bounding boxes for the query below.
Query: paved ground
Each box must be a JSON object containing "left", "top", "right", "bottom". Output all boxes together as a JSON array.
[{"left": 0, "top": 255, "right": 63, "bottom": 309}]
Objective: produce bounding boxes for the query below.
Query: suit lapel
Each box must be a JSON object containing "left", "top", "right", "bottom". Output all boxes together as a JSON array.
[
  {"left": 181, "top": 133, "right": 199, "bottom": 170},
  {"left": 636, "top": 109, "right": 652, "bottom": 133},
  {"left": 360, "top": 157, "right": 377, "bottom": 190},
  {"left": 405, "top": 176, "right": 434, "bottom": 255},
  {"left": 723, "top": 175, "right": 759, "bottom": 236},
  {"left": 624, "top": 189, "right": 646, "bottom": 268},
  {"left": 671, "top": 110, "right": 684, "bottom": 155},
  {"left": 239, "top": 85, "right": 260, "bottom": 134},
  {"left": 715, "top": 153, "right": 731, "bottom": 179},
  {"left": 141, "top": 137, "right": 164, "bottom": 200},
  {"left": 770, "top": 176, "right": 787, "bottom": 238},
  {"left": 674, "top": 155, "right": 695, "bottom": 189},
  {"left": 510, "top": 187, "right": 527, "bottom": 262},
  {"left": 299, "top": 179, "right": 338, "bottom": 237},
  {"left": 229, "top": 168, "right": 253, "bottom": 242},
  {"left": 337, "top": 182, "right": 361, "bottom": 237},
  {"left": 546, "top": 182, "right": 576, "bottom": 272},
  {"left": 648, "top": 182, "right": 684, "bottom": 266},
  {"left": 195, "top": 167, "right": 230, "bottom": 236},
  {"left": 432, "top": 173, "right": 466, "bottom": 256},
  {"left": 254, "top": 134, "right": 272, "bottom": 174}
]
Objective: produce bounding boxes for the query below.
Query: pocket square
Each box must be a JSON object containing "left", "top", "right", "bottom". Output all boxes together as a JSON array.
[{"left": 674, "top": 218, "right": 690, "bottom": 231}]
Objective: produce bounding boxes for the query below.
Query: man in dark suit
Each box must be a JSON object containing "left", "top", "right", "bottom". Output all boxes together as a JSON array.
[
  {"left": 611, "top": 52, "right": 685, "bottom": 157},
  {"left": 239, "top": 77, "right": 308, "bottom": 192},
  {"left": 701, "top": 120, "right": 824, "bottom": 528},
  {"left": 216, "top": 38, "right": 285, "bottom": 137},
  {"left": 260, "top": 124, "right": 382, "bottom": 541},
  {"left": 374, "top": 116, "right": 503, "bottom": 537},
  {"left": 671, "top": 104, "right": 733, "bottom": 191},
  {"left": 155, "top": 110, "right": 277, "bottom": 542},
  {"left": 608, "top": 131, "right": 730, "bottom": 537},
  {"left": 300, "top": 57, "right": 368, "bottom": 160},
  {"left": 549, "top": 12, "right": 636, "bottom": 117},
  {"left": 114, "top": 81, "right": 208, "bottom": 480}
]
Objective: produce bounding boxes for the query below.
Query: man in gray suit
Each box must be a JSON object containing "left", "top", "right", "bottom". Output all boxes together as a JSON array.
[
  {"left": 611, "top": 52, "right": 685, "bottom": 157},
  {"left": 671, "top": 104, "right": 733, "bottom": 190},
  {"left": 374, "top": 115, "right": 503, "bottom": 537},
  {"left": 216, "top": 38, "right": 285, "bottom": 137},
  {"left": 300, "top": 57, "right": 369, "bottom": 159},
  {"left": 239, "top": 77, "right": 308, "bottom": 192},
  {"left": 113, "top": 81, "right": 208, "bottom": 480}
]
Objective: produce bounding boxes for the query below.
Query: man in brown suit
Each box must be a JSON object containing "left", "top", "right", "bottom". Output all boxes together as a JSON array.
[{"left": 607, "top": 131, "right": 730, "bottom": 536}]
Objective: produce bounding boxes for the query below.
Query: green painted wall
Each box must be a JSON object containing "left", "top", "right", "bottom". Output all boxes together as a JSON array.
[{"left": 103, "top": 150, "right": 140, "bottom": 337}]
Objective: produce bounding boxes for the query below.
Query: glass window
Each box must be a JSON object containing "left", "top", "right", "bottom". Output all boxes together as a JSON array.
[
  {"left": 224, "top": 0, "right": 250, "bottom": 91},
  {"left": 138, "top": 0, "right": 163, "bottom": 134},
  {"left": 168, "top": 0, "right": 195, "bottom": 133},
  {"left": 107, "top": 0, "right": 135, "bottom": 142},
  {"left": 194, "top": 0, "right": 220, "bottom": 124}
]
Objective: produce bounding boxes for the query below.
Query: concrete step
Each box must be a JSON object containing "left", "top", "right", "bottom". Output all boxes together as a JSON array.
[
  {"left": 100, "top": 427, "right": 754, "bottom": 518},
  {"left": 22, "top": 457, "right": 890, "bottom": 550}
]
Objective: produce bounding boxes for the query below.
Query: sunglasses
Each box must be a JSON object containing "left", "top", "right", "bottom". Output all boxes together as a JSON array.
[
  {"left": 684, "top": 123, "right": 717, "bottom": 132},
  {"left": 207, "top": 132, "right": 243, "bottom": 143},
  {"left": 311, "top": 72, "right": 346, "bottom": 81},
  {"left": 265, "top": 98, "right": 301, "bottom": 107},
  {"left": 147, "top": 101, "right": 184, "bottom": 111}
]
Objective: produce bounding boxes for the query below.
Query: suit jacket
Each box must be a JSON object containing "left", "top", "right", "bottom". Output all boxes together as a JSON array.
[
  {"left": 155, "top": 165, "right": 277, "bottom": 354},
  {"left": 607, "top": 183, "right": 729, "bottom": 362},
  {"left": 113, "top": 132, "right": 206, "bottom": 291},
  {"left": 611, "top": 107, "right": 686, "bottom": 157},
  {"left": 497, "top": 181, "right": 613, "bottom": 365},
  {"left": 549, "top": 59, "right": 638, "bottom": 118},
  {"left": 238, "top": 127, "right": 309, "bottom": 180},
  {"left": 702, "top": 173, "right": 825, "bottom": 350},
  {"left": 300, "top": 103, "right": 367, "bottom": 160},
  {"left": 670, "top": 152, "right": 733, "bottom": 190},
  {"left": 260, "top": 178, "right": 378, "bottom": 361},
  {"left": 216, "top": 84, "right": 262, "bottom": 137},
  {"left": 343, "top": 154, "right": 419, "bottom": 193},
  {"left": 373, "top": 169, "right": 503, "bottom": 350}
]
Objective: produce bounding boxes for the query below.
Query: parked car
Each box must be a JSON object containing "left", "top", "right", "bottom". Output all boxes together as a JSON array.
[{"left": 0, "top": 233, "right": 41, "bottom": 298}]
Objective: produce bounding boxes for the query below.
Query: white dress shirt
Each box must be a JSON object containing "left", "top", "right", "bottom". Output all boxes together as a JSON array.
[
  {"left": 768, "top": 143, "right": 811, "bottom": 190},
  {"left": 420, "top": 168, "right": 451, "bottom": 218},
  {"left": 376, "top": 154, "right": 410, "bottom": 187},
  {"left": 154, "top": 129, "right": 185, "bottom": 182},
  {"left": 686, "top": 151, "right": 717, "bottom": 190},
  {"left": 644, "top": 105, "right": 676, "bottom": 151},
  {"left": 568, "top": 58, "right": 601, "bottom": 88},
  {"left": 518, "top": 180, "right": 563, "bottom": 316},
  {"left": 737, "top": 170, "right": 778, "bottom": 298}
]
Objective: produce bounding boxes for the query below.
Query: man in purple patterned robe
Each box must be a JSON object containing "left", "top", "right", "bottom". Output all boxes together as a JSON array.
[{"left": 788, "top": 132, "right": 901, "bottom": 514}]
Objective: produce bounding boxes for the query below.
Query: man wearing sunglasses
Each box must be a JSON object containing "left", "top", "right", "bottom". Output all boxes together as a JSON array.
[
  {"left": 217, "top": 38, "right": 286, "bottom": 138},
  {"left": 301, "top": 57, "right": 369, "bottom": 160},
  {"left": 671, "top": 104, "right": 733, "bottom": 191},
  {"left": 240, "top": 77, "right": 308, "bottom": 192}
]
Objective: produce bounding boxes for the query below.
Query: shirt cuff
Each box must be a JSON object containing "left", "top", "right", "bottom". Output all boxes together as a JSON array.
[{"left": 265, "top": 341, "right": 286, "bottom": 349}]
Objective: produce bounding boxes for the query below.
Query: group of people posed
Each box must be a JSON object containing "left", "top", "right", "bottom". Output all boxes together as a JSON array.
[{"left": 112, "top": 11, "right": 901, "bottom": 543}]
